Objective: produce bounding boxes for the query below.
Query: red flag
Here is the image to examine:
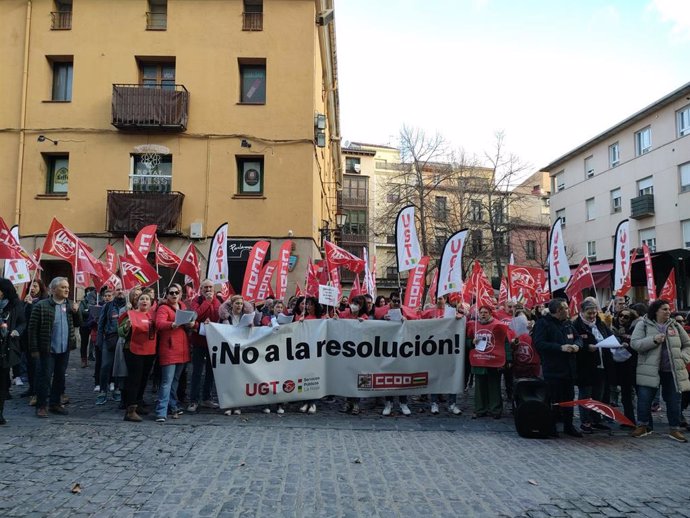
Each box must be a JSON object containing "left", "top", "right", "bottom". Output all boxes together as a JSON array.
[
  {"left": 316, "top": 259, "right": 329, "bottom": 285},
  {"left": 568, "top": 290, "right": 583, "bottom": 315},
  {"left": 42, "top": 218, "right": 83, "bottom": 262},
  {"left": 555, "top": 399, "right": 634, "bottom": 427},
  {"left": 349, "top": 274, "right": 362, "bottom": 302},
  {"left": 119, "top": 254, "right": 160, "bottom": 290},
  {"left": 220, "top": 281, "right": 234, "bottom": 300},
  {"left": 328, "top": 259, "right": 342, "bottom": 299},
  {"left": 507, "top": 265, "right": 545, "bottom": 308},
  {"left": 642, "top": 244, "right": 656, "bottom": 302},
  {"left": 93, "top": 261, "right": 121, "bottom": 291},
  {"left": 177, "top": 244, "right": 200, "bottom": 290},
  {"left": 537, "top": 275, "right": 550, "bottom": 304},
  {"left": 404, "top": 256, "right": 429, "bottom": 309},
  {"left": 565, "top": 257, "right": 595, "bottom": 303},
  {"left": 105, "top": 244, "right": 119, "bottom": 273},
  {"left": 133, "top": 225, "right": 157, "bottom": 256},
  {"left": 305, "top": 258, "right": 320, "bottom": 297},
  {"left": 615, "top": 248, "right": 638, "bottom": 298},
  {"left": 154, "top": 238, "right": 181, "bottom": 268},
  {"left": 498, "top": 277, "right": 508, "bottom": 306},
  {"left": 121, "top": 237, "right": 160, "bottom": 289},
  {"left": 256, "top": 260, "right": 278, "bottom": 301},
  {"left": 467, "top": 261, "right": 495, "bottom": 307},
  {"left": 241, "top": 241, "right": 270, "bottom": 301},
  {"left": 275, "top": 241, "right": 292, "bottom": 300},
  {"left": 324, "top": 240, "right": 365, "bottom": 273},
  {"left": 659, "top": 269, "right": 677, "bottom": 311},
  {"left": 294, "top": 282, "right": 304, "bottom": 297}
]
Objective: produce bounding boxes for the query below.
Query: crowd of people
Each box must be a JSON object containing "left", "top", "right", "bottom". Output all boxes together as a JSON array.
[{"left": 1, "top": 275, "right": 689, "bottom": 443}]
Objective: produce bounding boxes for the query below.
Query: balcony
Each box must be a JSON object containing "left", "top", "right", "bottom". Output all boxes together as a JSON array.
[
  {"left": 51, "top": 11, "right": 72, "bottom": 30},
  {"left": 111, "top": 84, "right": 189, "bottom": 132},
  {"left": 630, "top": 194, "right": 655, "bottom": 219},
  {"left": 106, "top": 190, "right": 184, "bottom": 234},
  {"left": 242, "top": 12, "right": 263, "bottom": 31},
  {"left": 340, "top": 233, "right": 368, "bottom": 244},
  {"left": 338, "top": 193, "right": 368, "bottom": 207}
]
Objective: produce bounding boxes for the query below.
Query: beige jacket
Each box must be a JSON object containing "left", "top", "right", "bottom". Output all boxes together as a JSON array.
[{"left": 630, "top": 316, "right": 690, "bottom": 392}]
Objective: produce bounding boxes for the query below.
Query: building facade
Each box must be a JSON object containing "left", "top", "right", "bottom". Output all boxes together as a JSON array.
[
  {"left": 509, "top": 171, "right": 551, "bottom": 269},
  {"left": 544, "top": 82, "right": 690, "bottom": 307},
  {"left": 1, "top": 0, "right": 341, "bottom": 293}
]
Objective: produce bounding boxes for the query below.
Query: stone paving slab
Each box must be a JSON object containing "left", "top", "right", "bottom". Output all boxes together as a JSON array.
[{"left": 1, "top": 361, "right": 688, "bottom": 517}]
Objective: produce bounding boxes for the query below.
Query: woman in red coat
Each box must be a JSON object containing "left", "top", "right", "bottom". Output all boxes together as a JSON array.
[{"left": 154, "top": 284, "right": 193, "bottom": 423}]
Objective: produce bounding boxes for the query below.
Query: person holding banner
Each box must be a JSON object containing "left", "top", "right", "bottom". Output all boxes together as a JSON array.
[
  {"left": 187, "top": 280, "right": 221, "bottom": 414},
  {"left": 118, "top": 293, "right": 157, "bottom": 422},
  {"left": 220, "top": 295, "right": 248, "bottom": 416},
  {"left": 630, "top": 299, "right": 690, "bottom": 442},
  {"left": 467, "top": 306, "right": 511, "bottom": 419},
  {"left": 337, "top": 295, "right": 368, "bottom": 415},
  {"left": 573, "top": 299, "right": 614, "bottom": 434},
  {"left": 533, "top": 299, "right": 583, "bottom": 438},
  {"left": 379, "top": 292, "right": 413, "bottom": 417},
  {"left": 154, "top": 284, "right": 193, "bottom": 423}
]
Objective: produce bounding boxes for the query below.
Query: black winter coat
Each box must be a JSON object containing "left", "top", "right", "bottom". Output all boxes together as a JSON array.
[
  {"left": 533, "top": 314, "right": 582, "bottom": 381},
  {"left": 0, "top": 299, "right": 26, "bottom": 369},
  {"left": 572, "top": 316, "right": 613, "bottom": 386}
]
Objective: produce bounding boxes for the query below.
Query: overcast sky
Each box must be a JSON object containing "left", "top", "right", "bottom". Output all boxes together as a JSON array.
[{"left": 335, "top": 0, "right": 690, "bottom": 174}]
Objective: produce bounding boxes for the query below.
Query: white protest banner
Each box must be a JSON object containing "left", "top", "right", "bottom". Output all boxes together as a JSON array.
[
  {"left": 548, "top": 217, "right": 570, "bottom": 292},
  {"left": 318, "top": 284, "right": 339, "bottom": 307},
  {"left": 437, "top": 229, "right": 469, "bottom": 298},
  {"left": 206, "top": 318, "right": 465, "bottom": 408},
  {"left": 206, "top": 223, "right": 229, "bottom": 283},
  {"left": 395, "top": 205, "right": 422, "bottom": 272},
  {"left": 613, "top": 219, "right": 631, "bottom": 295}
]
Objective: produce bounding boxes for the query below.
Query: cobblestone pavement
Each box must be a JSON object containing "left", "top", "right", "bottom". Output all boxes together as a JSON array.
[{"left": 1, "top": 361, "right": 689, "bottom": 517}]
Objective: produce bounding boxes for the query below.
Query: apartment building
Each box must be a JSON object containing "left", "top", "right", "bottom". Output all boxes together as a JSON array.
[
  {"left": 544, "top": 82, "right": 690, "bottom": 307},
  {"left": 509, "top": 171, "right": 551, "bottom": 269},
  {"left": 0, "top": 0, "right": 341, "bottom": 292}
]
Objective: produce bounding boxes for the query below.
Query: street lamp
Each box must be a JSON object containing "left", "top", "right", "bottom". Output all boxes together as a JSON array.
[{"left": 319, "top": 211, "right": 348, "bottom": 247}]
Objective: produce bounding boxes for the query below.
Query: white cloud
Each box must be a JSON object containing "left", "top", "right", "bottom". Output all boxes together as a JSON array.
[{"left": 649, "top": 0, "right": 690, "bottom": 40}]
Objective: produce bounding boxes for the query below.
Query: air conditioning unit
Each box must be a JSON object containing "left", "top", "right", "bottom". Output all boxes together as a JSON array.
[{"left": 190, "top": 222, "right": 203, "bottom": 239}]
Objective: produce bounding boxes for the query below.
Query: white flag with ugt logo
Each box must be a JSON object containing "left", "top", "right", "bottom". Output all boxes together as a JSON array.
[{"left": 395, "top": 205, "right": 422, "bottom": 272}]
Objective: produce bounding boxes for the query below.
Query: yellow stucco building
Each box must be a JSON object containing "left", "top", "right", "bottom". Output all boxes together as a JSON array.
[{"left": 1, "top": 0, "right": 341, "bottom": 292}]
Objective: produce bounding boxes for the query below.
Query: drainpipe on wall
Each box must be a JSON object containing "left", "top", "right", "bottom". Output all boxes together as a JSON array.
[{"left": 14, "top": 0, "right": 33, "bottom": 226}]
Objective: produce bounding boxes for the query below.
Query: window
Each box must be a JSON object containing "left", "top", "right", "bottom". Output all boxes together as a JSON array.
[
  {"left": 345, "top": 157, "right": 361, "bottom": 174},
  {"left": 552, "top": 171, "right": 565, "bottom": 193},
  {"left": 139, "top": 60, "right": 175, "bottom": 90},
  {"left": 131, "top": 154, "right": 172, "bottom": 193},
  {"left": 386, "top": 267, "right": 397, "bottom": 279},
  {"left": 50, "top": 58, "right": 73, "bottom": 101},
  {"left": 239, "top": 59, "right": 266, "bottom": 104},
  {"left": 386, "top": 234, "right": 396, "bottom": 245},
  {"left": 637, "top": 176, "right": 654, "bottom": 196},
  {"left": 584, "top": 155, "right": 594, "bottom": 178},
  {"left": 242, "top": 0, "right": 263, "bottom": 31},
  {"left": 471, "top": 230, "right": 483, "bottom": 254},
  {"left": 343, "top": 210, "right": 367, "bottom": 236},
  {"left": 587, "top": 241, "right": 596, "bottom": 261},
  {"left": 680, "top": 162, "right": 690, "bottom": 193},
  {"left": 635, "top": 126, "right": 651, "bottom": 156},
  {"left": 586, "top": 198, "right": 595, "bottom": 221},
  {"left": 470, "top": 200, "right": 483, "bottom": 222},
  {"left": 44, "top": 154, "right": 69, "bottom": 195},
  {"left": 556, "top": 209, "right": 566, "bottom": 227},
  {"left": 492, "top": 200, "right": 505, "bottom": 224},
  {"left": 435, "top": 196, "right": 448, "bottom": 222},
  {"left": 386, "top": 191, "right": 400, "bottom": 204},
  {"left": 639, "top": 228, "right": 656, "bottom": 252},
  {"left": 683, "top": 220, "right": 690, "bottom": 249},
  {"left": 494, "top": 232, "right": 507, "bottom": 255},
  {"left": 375, "top": 160, "right": 387, "bottom": 169},
  {"left": 525, "top": 240, "right": 536, "bottom": 260},
  {"left": 609, "top": 142, "right": 620, "bottom": 168},
  {"left": 434, "top": 228, "right": 446, "bottom": 252},
  {"left": 342, "top": 176, "right": 367, "bottom": 202},
  {"left": 51, "top": 0, "right": 72, "bottom": 30},
  {"left": 236, "top": 156, "right": 263, "bottom": 195},
  {"left": 147, "top": 0, "right": 167, "bottom": 30},
  {"left": 677, "top": 105, "right": 690, "bottom": 137},
  {"left": 610, "top": 188, "right": 622, "bottom": 213}
]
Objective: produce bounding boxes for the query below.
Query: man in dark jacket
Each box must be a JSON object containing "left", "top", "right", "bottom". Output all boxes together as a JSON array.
[
  {"left": 533, "top": 298, "right": 583, "bottom": 437},
  {"left": 29, "top": 277, "right": 81, "bottom": 417},
  {"left": 95, "top": 286, "right": 127, "bottom": 405}
]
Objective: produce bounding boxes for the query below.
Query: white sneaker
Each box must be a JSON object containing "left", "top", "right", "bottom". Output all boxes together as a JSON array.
[
  {"left": 262, "top": 407, "right": 271, "bottom": 414},
  {"left": 400, "top": 403, "right": 411, "bottom": 416},
  {"left": 233, "top": 409, "right": 241, "bottom": 415},
  {"left": 382, "top": 402, "right": 393, "bottom": 416},
  {"left": 276, "top": 405, "right": 285, "bottom": 414},
  {"left": 449, "top": 403, "right": 462, "bottom": 415},
  {"left": 93, "top": 385, "right": 101, "bottom": 393},
  {"left": 308, "top": 403, "right": 317, "bottom": 414},
  {"left": 14, "top": 378, "right": 24, "bottom": 386},
  {"left": 109, "top": 382, "right": 115, "bottom": 392},
  {"left": 299, "top": 403, "right": 309, "bottom": 413},
  {"left": 431, "top": 402, "right": 440, "bottom": 414}
]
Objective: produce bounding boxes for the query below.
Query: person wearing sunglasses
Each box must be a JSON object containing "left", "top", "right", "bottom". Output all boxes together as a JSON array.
[{"left": 154, "top": 284, "right": 193, "bottom": 423}]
